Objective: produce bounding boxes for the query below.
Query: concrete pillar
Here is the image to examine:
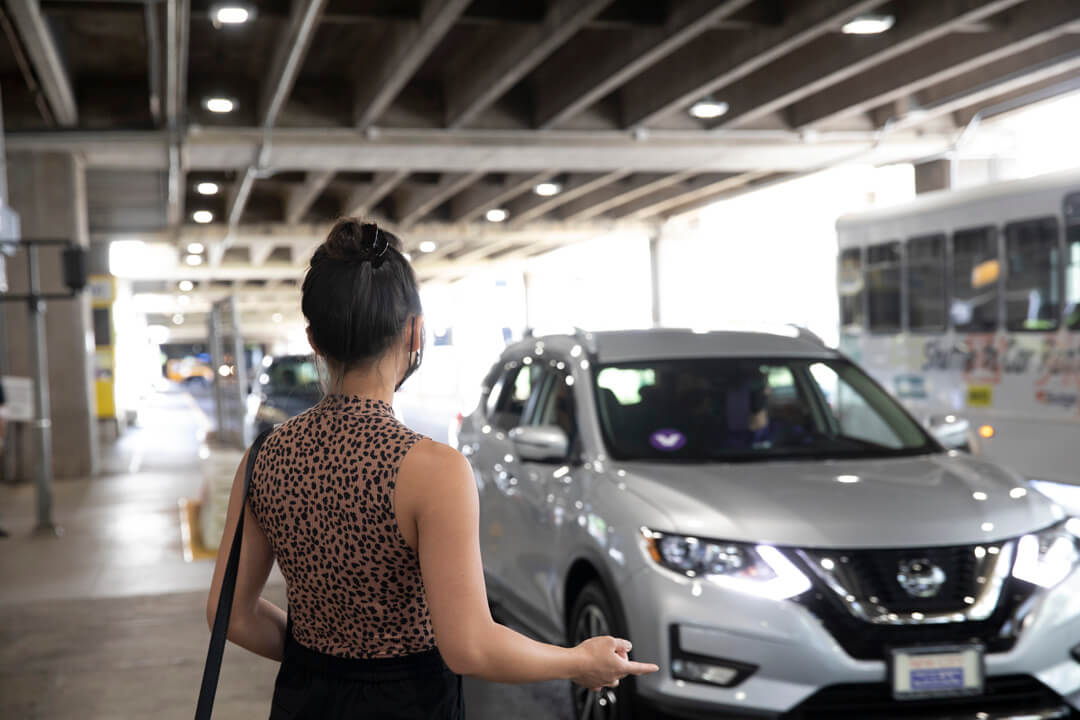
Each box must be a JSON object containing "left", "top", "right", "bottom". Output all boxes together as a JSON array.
[
  {"left": 2, "top": 152, "right": 97, "bottom": 481},
  {"left": 915, "top": 158, "right": 953, "bottom": 194}
]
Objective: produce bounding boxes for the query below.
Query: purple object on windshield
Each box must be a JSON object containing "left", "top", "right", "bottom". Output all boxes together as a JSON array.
[{"left": 649, "top": 429, "right": 687, "bottom": 452}]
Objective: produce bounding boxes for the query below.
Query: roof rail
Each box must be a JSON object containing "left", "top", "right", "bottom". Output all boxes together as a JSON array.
[
  {"left": 787, "top": 324, "right": 826, "bottom": 346},
  {"left": 522, "top": 326, "right": 597, "bottom": 352}
]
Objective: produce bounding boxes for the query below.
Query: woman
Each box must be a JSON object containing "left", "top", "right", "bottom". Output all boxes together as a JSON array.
[{"left": 206, "top": 219, "right": 657, "bottom": 718}]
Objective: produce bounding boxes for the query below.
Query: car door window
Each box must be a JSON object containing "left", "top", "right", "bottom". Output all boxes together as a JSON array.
[
  {"left": 489, "top": 360, "right": 543, "bottom": 431},
  {"left": 532, "top": 370, "right": 577, "bottom": 441}
]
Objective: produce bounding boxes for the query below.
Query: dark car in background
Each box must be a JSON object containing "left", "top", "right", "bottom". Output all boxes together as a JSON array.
[{"left": 251, "top": 355, "right": 322, "bottom": 434}]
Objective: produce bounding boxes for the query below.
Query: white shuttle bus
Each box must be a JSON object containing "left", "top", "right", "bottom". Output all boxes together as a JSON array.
[{"left": 836, "top": 168, "right": 1080, "bottom": 487}]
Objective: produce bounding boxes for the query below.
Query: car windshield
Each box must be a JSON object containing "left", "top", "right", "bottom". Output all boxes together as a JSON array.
[
  {"left": 594, "top": 357, "right": 936, "bottom": 462},
  {"left": 264, "top": 356, "right": 320, "bottom": 395}
]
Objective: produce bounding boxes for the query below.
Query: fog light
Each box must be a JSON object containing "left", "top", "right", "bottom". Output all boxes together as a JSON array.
[
  {"left": 672, "top": 659, "right": 739, "bottom": 686},
  {"left": 669, "top": 626, "right": 757, "bottom": 688}
]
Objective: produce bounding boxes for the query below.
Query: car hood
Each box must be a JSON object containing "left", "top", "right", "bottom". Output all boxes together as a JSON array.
[{"left": 615, "top": 453, "right": 1063, "bottom": 549}]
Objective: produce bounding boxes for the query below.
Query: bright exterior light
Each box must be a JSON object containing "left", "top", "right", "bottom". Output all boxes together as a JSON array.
[
  {"left": 147, "top": 324, "right": 170, "bottom": 345},
  {"left": 841, "top": 14, "right": 895, "bottom": 34},
  {"left": 689, "top": 98, "right": 730, "bottom": 120},
  {"left": 419, "top": 241, "right": 437, "bottom": 253},
  {"left": 218, "top": 364, "right": 232, "bottom": 377},
  {"left": 187, "top": 242, "right": 205, "bottom": 254},
  {"left": 979, "top": 424, "right": 996, "bottom": 439},
  {"left": 486, "top": 208, "right": 509, "bottom": 223},
  {"left": 213, "top": 5, "right": 251, "bottom": 24},
  {"left": 534, "top": 182, "right": 562, "bottom": 197},
  {"left": 204, "top": 97, "right": 235, "bottom": 113},
  {"left": 185, "top": 254, "right": 203, "bottom": 266},
  {"left": 178, "top": 280, "right": 194, "bottom": 292},
  {"left": 192, "top": 210, "right": 213, "bottom": 224},
  {"left": 196, "top": 182, "right": 219, "bottom": 195},
  {"left": 172, "top": 313, "right": 185, "bottom": 325}
]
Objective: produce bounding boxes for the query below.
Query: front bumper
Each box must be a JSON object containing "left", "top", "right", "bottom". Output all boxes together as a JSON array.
[{"left": 621, "top": 562, "right": 1080, "bottom": 718}]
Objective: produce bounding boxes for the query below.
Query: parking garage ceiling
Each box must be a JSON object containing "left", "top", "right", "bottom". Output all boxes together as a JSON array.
[{"left": 3, "top": 0, "right": 1080, "bottom": 290}]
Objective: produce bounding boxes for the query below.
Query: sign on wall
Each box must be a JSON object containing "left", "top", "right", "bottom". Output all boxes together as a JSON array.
[{"left": 1, "top": 376, "right": 34, "bottom": 421}]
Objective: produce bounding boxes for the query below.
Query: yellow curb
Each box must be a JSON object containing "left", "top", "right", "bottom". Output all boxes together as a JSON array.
[{"left": 178, "top": 497, "right": 218, "bottom": 562}]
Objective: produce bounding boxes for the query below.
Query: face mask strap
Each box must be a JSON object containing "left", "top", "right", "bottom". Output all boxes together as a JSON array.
[{"left": 395, "top": 317, "right": 423, "bottom": 392}]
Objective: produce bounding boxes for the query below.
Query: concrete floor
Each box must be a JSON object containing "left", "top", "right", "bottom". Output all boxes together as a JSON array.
[{"left": 0, "top": 386, "right": 572, "bottom": 719}]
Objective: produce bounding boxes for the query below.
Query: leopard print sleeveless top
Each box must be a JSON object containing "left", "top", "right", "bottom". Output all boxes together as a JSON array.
[{"left": 249, "top": 394, "right": 435, "bottom": 659}]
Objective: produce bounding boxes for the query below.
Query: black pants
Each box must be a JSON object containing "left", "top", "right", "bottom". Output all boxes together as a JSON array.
[{"left": 270, "top": 627, "right": 465, "bottom": 719}]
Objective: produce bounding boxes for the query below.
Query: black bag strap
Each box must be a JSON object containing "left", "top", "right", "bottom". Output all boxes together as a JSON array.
[{"left": 194, "top": 429, "right": 273, "bottom": 720}]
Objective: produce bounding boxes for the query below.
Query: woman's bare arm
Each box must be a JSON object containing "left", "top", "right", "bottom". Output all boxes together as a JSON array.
[
  {"left": 397, "top": 441, "right": 658, "bottom": 687},
  {"left": 206, "top": 448, "right": 287, "bottom": 661}
]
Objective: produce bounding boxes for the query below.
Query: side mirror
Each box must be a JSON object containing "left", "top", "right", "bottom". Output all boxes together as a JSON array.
[
  {"left": 509, "top": 425, "right": 569, "bottom": 463},
  {"left": 926, "top": 413, "right": 971, "bottom": 451}
]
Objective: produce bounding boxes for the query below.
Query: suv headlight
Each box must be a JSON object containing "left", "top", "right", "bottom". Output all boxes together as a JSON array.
[
  {"left": 1012, "top": 519, "right": 1080, "bottom": 589},
  {"left": 641, "top": 528, "right": 811, "bottom": 600}
]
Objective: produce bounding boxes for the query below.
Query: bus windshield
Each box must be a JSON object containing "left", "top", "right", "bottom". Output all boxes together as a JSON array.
[{"left": 594, "top": 358, "right": 936, "bottom": 462}]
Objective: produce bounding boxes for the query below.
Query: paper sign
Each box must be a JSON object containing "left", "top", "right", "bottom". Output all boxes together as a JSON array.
[
  {"left": 1, "top": 376, "right": 34, "bottom": 421},
  {"left": 966, "top": 385, "right": 993, "bottom": 408}
]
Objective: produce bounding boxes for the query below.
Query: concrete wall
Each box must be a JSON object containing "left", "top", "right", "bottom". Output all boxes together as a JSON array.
[{"left": 2, "top": 152, "right": 97, "bottom": 481}]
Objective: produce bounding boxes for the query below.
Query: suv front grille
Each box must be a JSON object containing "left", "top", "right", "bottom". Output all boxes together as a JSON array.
[
  {"left": 846, "top": 545, "right": 978, "bottom": 613},
  {"left": 791, "top": 544, "right": 1037, "bottom": 661}
]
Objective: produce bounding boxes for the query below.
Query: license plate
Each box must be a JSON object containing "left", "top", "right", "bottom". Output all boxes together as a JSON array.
[{"left": 890, "top": 645, "right": 984, "bottom": 700}]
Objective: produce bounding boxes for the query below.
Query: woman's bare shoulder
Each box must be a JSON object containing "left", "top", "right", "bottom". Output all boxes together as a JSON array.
[{"left": 393, "top": 436, "right": 468, "bottom": 487}]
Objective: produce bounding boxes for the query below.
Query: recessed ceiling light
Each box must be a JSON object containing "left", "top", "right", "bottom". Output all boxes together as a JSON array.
[
  {"left": 204, "top": 97, "right": 235, "bottom": 113},
  {"left": 196, "top": 182, "right": 219, "bottom": 195},
  {"left": 418, "top": 241, "right": 437, "bottom": 253},
  {"left": 486, "top": 208, "right": 509, "bottom": 223},
  {"left": 185, "top": 254, "right": 204, "bottom": 266},
  {"left": 212, "top": 5, "right": 252, "bottom": 25},
  {"left": 178, "top": 280, "right": 194, "bottom": 292},
  {"left": 689, "top": 98, "right": 729, "bottom": 120},
  {"left": 192, "top": 210, "right": 213, "bottom": 224},
  {"left": 534, "top": 182, "right": 562, "bottom": 197},
  {"left": 272, "top": 312, "right": 283, "bottom": 323},
  {"left": 841, "top": 14, "right": 895, "bottom": 34},
  {"left": 172, "top": 313, "right": 185, "bottom": 325},
  {"left": 187, "top": 242, "right": 205, "bottom": 254}
]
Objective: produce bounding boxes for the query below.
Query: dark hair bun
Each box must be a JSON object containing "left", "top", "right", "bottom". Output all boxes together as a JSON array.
[
  {"left": 302, "top": 218, "right": 421, "bottom": 373},
  {"left": 318, "top": 219, "right": 401, "bottom": 268}
]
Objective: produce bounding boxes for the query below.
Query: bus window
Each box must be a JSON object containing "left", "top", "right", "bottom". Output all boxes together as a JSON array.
[
  {"left": 866, "top": 241, "right": 901, "bottom": 333},
  {"left": 951, "top": 226, "right": 999, "bottom": 333},
  {"left": 1066, "top": 193, "right": 1080, "bottom": 330},
  {"left": 906, "top": 234, "right": 946, "bottom": 332},
  {"left": 1005, "top": 217, "right": 1060, "bottom": 332},
  {"left": 838, "top": 248, "right": 864, "bottom": 330}
]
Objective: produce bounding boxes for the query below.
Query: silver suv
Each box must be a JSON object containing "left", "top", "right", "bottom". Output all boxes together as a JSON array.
[{"left": 455, "top": 328, "right": 1080, "bottom": 720}]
